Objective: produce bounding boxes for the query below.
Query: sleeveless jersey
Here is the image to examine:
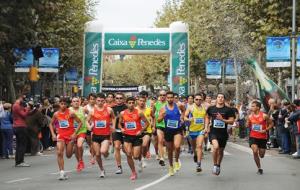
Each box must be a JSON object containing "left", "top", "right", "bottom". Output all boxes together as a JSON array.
[
  {"left": 69, "top": 107, "right": 87, "bottom": 135},
  {"left": 122, "top": 108, "right": 142, "bottom": 136},
  {"left": 155, "top": 101, "right": 166, "bottom": 128},
  {"left": 142, "top": 107, "right": 152, "bottom": 134},
  {"left": 56, "top": 109, "right": 75, "bottom": 136},
  {"left": 92, "top": 106, "right": 111, "bottom": 136},
  {"left": 189, "top": 104, "right": 206, "bottom": 132},
  {"left": 164, "top": 104, "right": 181, "bottom": 131},
  {"left": 249, "top": 112, "right": 267, "bottom": 139}
]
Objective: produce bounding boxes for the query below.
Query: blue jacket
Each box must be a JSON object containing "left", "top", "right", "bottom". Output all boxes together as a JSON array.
[{"left": 0, "top": 111, "right": 13, "bottom": 130}]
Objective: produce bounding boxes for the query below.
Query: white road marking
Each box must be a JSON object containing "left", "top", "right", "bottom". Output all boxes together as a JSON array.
[
  {"left": 5, "top": 178, "right": 31, "bottom": 184},
  {"left": 134, "top": 174, "right": 170, "bottom": 190},
  {"left": 228, "top": 142, "right": 271, "bottom": 156}
]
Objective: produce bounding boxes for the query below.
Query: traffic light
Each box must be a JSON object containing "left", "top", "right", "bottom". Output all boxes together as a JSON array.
[{"left": 29, "top": 66, "right": 39, "bottom": 81}]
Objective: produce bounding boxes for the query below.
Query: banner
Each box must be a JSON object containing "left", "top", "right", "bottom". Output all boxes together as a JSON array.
[
  {"left": 102, "top": 86, "right": 139, "bottom": 92},
  {"left": 82, "top": 32, "right": 102, "bottom": 97},
  {"left": 266, "top": 37, "right": 291, "bottom": 67},
  {"left": 171, "top": 32, "right": 189, "bottom": 96},
  {"left": 65, "top": 68, "right": 78, "bottom": 81},
  {"left": 15, "top": 48, "right": 59, "bottom": 72},
  {"left": 297, "top": 37, "right": 300, "bottom": 67},
  {"left": 206, "top": 59, "right": 222, "bottom": 79}
]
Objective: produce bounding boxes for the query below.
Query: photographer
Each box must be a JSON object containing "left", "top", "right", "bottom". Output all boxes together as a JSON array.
[{"left": 12, "top": 94, "right": 29, "bottom": 167}]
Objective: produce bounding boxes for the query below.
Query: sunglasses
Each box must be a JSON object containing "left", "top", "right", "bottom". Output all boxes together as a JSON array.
[
  {"left": 194, "top": 99, "right": 201, "bottom": 101},
  {"left": 127, "top": 102, "right": 135, "bottom": 104},
  {"left": 159, "top": 94, "right": 166, "bottom": 96},
  {"left": 116, "top": 97, "right": 123, "bottom": 100}
]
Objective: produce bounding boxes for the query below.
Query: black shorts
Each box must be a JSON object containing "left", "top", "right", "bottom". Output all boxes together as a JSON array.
[
  {"left": 142, "top": 132, "right": 152, "bottom": 138},
  {"left": 112, "top": 132, "right": 123, "bottom": 143},
  {"left": 209, "top": 134, "right": 228, "bottom": 148},
  {"left": 123, "top": 134, "right": 142, "bottom": 147},
  {"left": 92, "top": 135, "right": 110, "bottom": 144},
  {"left": 165, "top": 129, "right": 183, "bottom": 142},
  {"left": 249, "top": 137, "right": 267, "bottom": 149},
  {"left": 86, "top": 130, "right": 91, "bottom": 136}
]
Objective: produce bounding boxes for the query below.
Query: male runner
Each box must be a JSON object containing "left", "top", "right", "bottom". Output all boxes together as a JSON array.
[
  {"left": 119, "top": 97, "right": 149, "bottom": 180},
  {"left": 84, "top": 93, "right": 96, "bottom": 165},
  {"left": 247, "top": 101, "right": 273, "bottom": 174},
  {"left": 49, "top": 98, "right": 82, "bottom": 180},
  {"left": 112, "top": 92, "right": 127, "bottom": 174},
  {"left": 136, "top": 95, "right": 154, "bottom": 168},
  {"left": 87, "top": 93, "right": 116, "bottom": 178},
  {"left": 70, "top": 97, "right": 87, "bottom": 172},
  {"left": 154, "top": 90, "right": 167, "bottom": 166},
  {"left": 184, "top": 93, "right": 206, "bottom": 172},
  {"left": 205, "top": 93, "right": 235, "bottom": 175},
  {"left": 105, "top": 92, "right": 116, "bottom": 108},
  {"left": 157, "top": 91, "right": 185, "bottom": 176}
]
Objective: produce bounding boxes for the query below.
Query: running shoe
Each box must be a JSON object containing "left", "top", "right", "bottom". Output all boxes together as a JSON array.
[
  {"left": 174, "top": 161, "right": 181, "bottom": 172},
  {"left": 99, "top": 170, "right": 105, "bottom": 178},
  {"left": 257, "top": 168, "right": 263, "bottom": 175},
  {"left": 130, "top": 172, "right": 137, "bottom": 180},
  {"left": 212, "top": 165, "right": 217, "bottom": 175},
  {"left": 155, "top": 155, "right": 160, "bottom": 160},
  {"left": 196, "top": 165, "right": 202, "bottom": 172},
  {"left": 168, "top": 166, "right": 175, "bottom": 176},
  {"left": 15, "top": 162, "right": 30, "bottom": 167},
  {"left": 159, "top": 159, "right": 165, "bottom": 166},
  {"left": 58, "top": 171, "right": 68, "bottom": 180},
  {"left": 115, "top": 166, "right": 123, "bottom": 174},
  {"left": 216, "top": 166, "right": 221, "bottom": 175},
  {"left": 80, "top": 160, "right": 85, "bottom": 170},
  {"left": 76, "top": 162, "right": 81, "bottom": 172}
]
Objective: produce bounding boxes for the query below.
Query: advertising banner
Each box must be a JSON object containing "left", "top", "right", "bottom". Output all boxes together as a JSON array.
[
  {"left": 82, "top": 32, "right": 102, "bottom": 97},
  {"left": 206, "top": 59, "right": 222, "bottom": 79},
  {"left": 297, "top": 37, "right": 300, "bottom": 67},
  {"left": 101, "top": 86, "right": 139, "bottom": 92},
  {"left": 266, "top": 37, "right": 291, "bottom": 67},
  {"left": 171, "top": 32, "right": 189, "bottom": 96},
  {"left": 65, "top": 68, "right": 78, "bottom": 81}
]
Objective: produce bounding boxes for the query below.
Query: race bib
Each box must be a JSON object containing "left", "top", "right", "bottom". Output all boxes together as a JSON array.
[
  {"left": 59, "top": 120, "right": 69, "bottom": 128},
  {"left": 167, "top": 120, "right": 179, "bottom": 129},
  {"left": 252, "top": 124, "right": 262, "bottom": 131},
  {"left": 74, "top": 121, "right": 79, "bottom": 129},
  {"left": 125, "top": 122, "right": 137, "bottom": 130},
  {"left": 213, "top": 119, "right": 225, "bottom": 128},
  {"left": 95, "top": 120, "right": 106, "bottom": 128},
  {"left": 141, "top": 120, "right": 145, "bottom": 127},
  {"left": 194, "top": 118, "right": 204, "bottom": 125}
]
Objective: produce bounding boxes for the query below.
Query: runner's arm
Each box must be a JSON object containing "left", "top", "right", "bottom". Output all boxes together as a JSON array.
[
  {"left": 157, "top": 107, "right": 166, "bottom": 123},
  {"left": 86, "top": 111, "right": 93, "bottom": 131},
  {"left": 73, "top": 114, "right": 82, "bottom": 134},
  {"left": 204, "top": 114, "right": 210, "bottom": 133},
  {"left": 184, "top": 107, "right": 191, "bottom": 121},
  {"left": 109, "top": 108, "right": 116, "bottom": 132},
  {"left": 139, "top": 111, "right": 149, "bottom": 132},
  {"left": 118, "top": 112, "right": 124, "bottom": 133},
  {"left": 49, "top": 112, "right": 57, "bottom": 140},
  {"left": 264, "top": 114, "right": 274, "bottom": 132}
]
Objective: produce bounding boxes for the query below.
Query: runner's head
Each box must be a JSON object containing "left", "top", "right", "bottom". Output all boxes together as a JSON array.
[
  {"left": 137, "top": 96, "right": 146, "bottom": 108},
  {"left": 59, "top": 97, "right": 69, "bottom": 111},
  {"left": 88, "top": 93, "right": 96, "bottom": 106},
  {"left": 139, "top": 91, "right": 149, "bottom": 99},
  {"left": 126, "top": 96, "right": 136, "bottom": 110},
  {"left": 216, "top": 93, "right": 225, "bottom": 106},
  {"left": 174, "top": 93, "right": 179, "bottom": 103},
  {"left": 106, "top": 92, "right": 115, "bottom": 104},
  {"left": 187, "top": 94, "right": 194, "bottom": 105},
  {"left": 194, "top": 93, "right": 203, "bottom": 106},
  {"left": 205, "top": 94, "right": 212, "bottom": 104},
  {"left": 71, "top": 97, "right": 80, "bottom": 108},
  {"left": 251, "top": 100, "right": 261, "bottom": 112},
  {"left": 96, "top": 93, "right": 106, "bottom": 107},
  {"left": 159, "top": 90, "right": 166, "bottom": 102},
  {"left": 166, "top": 91, "right": 174, "bottom": 104},
  {"left": 115, "top": 92, "right": 125, "bottom": 105}
]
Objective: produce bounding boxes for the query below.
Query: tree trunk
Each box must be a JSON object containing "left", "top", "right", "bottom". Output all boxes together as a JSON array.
[
  {"left": 7, "top": 62, "right": 16, "bottom": 102},
  {"left": 234, "top": 57, "right": 239, "bottom": 104}
]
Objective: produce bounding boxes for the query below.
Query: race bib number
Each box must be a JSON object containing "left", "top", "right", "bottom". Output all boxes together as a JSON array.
[
  {"left": 194, "top": 118, "right": 204, "bottom": 125},
  {"left": 95, "top": 120, "right": 106, "bottom": 128},
  {"left": 213, "top": 119, "right": 225, "bottom": 128},
  {"left": 141, "top": 120, "right": 145, "bottom": 127},
  {"left": 125, "top": 122, "right": 137, "bottom": 130},
  {"left": 167, "top": 120, "right": 179, "bottom": 129},
  {"left": 74, "top": 121, "right": 79, "bottom": 129},
  {"left": 59, "top": 120, "right": 69, "bottom": 128},
  {"left": 252, "top": 124, "right": 262, "bottom": 131}
]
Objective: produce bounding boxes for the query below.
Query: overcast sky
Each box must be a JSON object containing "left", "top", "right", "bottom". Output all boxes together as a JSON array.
[{"left": 95, "top": 0, "right": 166, "bottom": 28}]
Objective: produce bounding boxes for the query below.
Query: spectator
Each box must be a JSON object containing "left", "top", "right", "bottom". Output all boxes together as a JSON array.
[
  {"left": 287, "top": 102, "right": 300, "bottom": 158},
  {"left": 12, "top": 94, "right": 30, "bottom": 167},
  {"left": 41, "top": 98, "right": 54, "bottom": 151},
  {"left": 0, "top": 102, "right": 14, "bottom": 159}
]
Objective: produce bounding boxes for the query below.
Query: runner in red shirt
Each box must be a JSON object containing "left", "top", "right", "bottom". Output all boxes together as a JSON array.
[
  {"left": 119, "top": 96, "right": 149, "bottom": 180},
  {"left": 87, "top": 93, "right": 115, "bottom": 178},
  {"left": 49, "top": 98, "right": 82, "bottom": 180},
  {"left": 247, "top": 100, "right": 273, "bottom": 175}
]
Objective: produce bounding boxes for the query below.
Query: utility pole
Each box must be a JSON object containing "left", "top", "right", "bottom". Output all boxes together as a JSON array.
[{"left": 291, "top": 0, "right": 296, "bottom": 101}]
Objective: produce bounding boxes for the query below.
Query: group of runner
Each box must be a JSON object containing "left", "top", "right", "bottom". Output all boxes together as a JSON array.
[{"left": 48, "top": 90, "right": 273, "bottom": 180}]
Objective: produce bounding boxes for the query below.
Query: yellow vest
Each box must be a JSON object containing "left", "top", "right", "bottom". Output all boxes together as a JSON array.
[
  {"left": 189, "top": 104, "right": 206, "bottom": 132},
  {"left": 143, "top": 107, "right": 153, "bottom": 134}
]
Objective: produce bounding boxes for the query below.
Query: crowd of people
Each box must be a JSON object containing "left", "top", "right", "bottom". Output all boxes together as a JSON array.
[{"left": 0, "top": 90, "right": 299, "bottom": 180}]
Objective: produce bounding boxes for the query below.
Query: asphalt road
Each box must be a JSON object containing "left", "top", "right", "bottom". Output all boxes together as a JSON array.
[{"left": 0, "top": 141, "right": 299, "bottom": 190}]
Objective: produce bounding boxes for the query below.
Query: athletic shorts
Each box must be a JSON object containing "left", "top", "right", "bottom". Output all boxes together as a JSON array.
[
  {"left": 249, "top": 137, "right": 267, "bottom": 149},
  {"left": 112, "top": 132, "right": 124, "bottom": 143},
  {"left": 57, "top": 134, "right": 73, "bottom": 144},
  {"left": 142, "top": 132, "right": 152, "bottom": 138},
  {"left": 165, "top": 129, "right": 183, "bottom": 142},
  {"left": 189, "top": 131, "right": 205, "bottom": 140},
  {"left": 156, "top": 127, "right": 165, "bottom": 134},
  {"left": 209, "top": 134, "right": 228, "bottom": 148},
  {"left": 123, "top": 134, "right": 142, "bottom": 147},
  {"left": 92, "top": 134, "right": 110, "bottom": 144},
  {"left": 77, "top": 133, "right": 86, "bottom": 139},
  {"left": 86, "top": 130, "right": 91, "bottom": 136}
]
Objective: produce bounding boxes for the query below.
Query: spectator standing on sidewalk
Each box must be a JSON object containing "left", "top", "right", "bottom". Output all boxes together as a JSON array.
[
  {"left": 41, "top": 98, "right": 54, "bottom": 151},
  {"left": 12, "top": 94, "right": 30, "bottom": 167},
  {"left": 0, "top": 102, "right": 14, "bottom": 159},
  {"left": 287, "top": 102, "right": 300, "bottom": 158}
]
